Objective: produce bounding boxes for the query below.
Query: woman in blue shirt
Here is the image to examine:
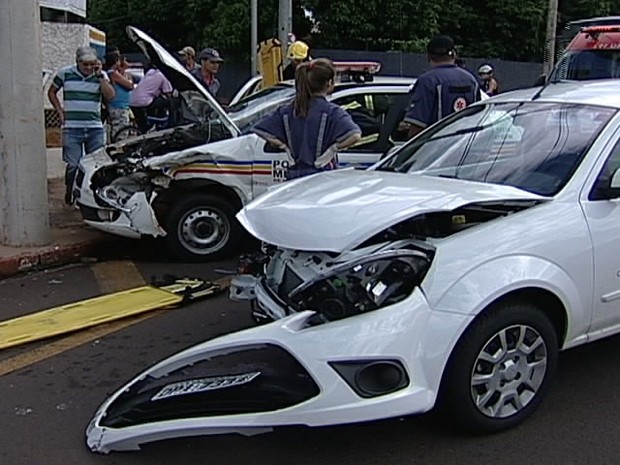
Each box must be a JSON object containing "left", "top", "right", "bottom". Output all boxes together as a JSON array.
[
  {"left": 104, "top": 52, "right": 134, "bottom": 142},
  {"left": 252, "top": 58, "right": 361, "bottom": 179}
]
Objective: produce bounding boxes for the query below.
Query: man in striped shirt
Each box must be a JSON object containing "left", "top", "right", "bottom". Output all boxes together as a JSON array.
[{"left": 48, "top": 47, "right": 115, "bottom": 204}]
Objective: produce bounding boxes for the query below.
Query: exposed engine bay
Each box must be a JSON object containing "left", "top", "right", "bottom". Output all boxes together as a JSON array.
[
  {"left": 86, "top": 120, "right": 231, "bottom": 209},
  {"left": 232, "top": 199, "right": 539, "bottom": 325}
]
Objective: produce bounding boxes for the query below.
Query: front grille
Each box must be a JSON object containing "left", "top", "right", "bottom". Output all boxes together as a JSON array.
[
  {"left": 100, "top": 343, "right": 319, "bottom": 428},
  {"left": 278, "top": 265, "right": 303, "bottom": 298}
]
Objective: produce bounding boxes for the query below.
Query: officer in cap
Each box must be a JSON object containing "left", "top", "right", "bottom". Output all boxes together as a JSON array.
[
  {"left": 404, "top": 35, "right": 481, "bottom": 138},
  {"left": 192, "top": 47, "right": 224, "bottom": 97}
]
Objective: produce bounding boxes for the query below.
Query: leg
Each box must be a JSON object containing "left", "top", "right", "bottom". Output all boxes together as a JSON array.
[
  {"left": 61, "top": 127, "right": 85, "bottom": 204},
  {"left": 84, "top": 127, "right": 105, "bottom": 155},
  {"left": 109, "top": 108, "right": 132, "bottom": 142},
  {"left": 130, "top": 106, "right": 149, "bottom": 133}
]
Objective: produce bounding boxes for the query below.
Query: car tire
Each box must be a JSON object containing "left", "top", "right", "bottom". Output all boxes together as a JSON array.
[
  {"left": 165, "top": 193, "right": 241, "bottom": 262},
  {"left": 438, "top": 300, "right": 558, "bottom": 433}
]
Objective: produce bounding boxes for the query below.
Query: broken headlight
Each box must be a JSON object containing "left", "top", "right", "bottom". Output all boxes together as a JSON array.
[{"left": 288, "top": 250, "right": 431, "bottom": 324}]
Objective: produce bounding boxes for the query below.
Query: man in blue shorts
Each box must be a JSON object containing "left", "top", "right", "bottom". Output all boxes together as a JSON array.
[
  {"left": 404, "top": 35, "right": 481, "bottom": 138},
  {"left": 48, "top": 47, "right": 115, "bottom": 204}
]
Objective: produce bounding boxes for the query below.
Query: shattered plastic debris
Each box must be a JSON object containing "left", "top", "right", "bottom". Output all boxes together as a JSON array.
[{"left": 14, "top": 407, "right": 33, "bottom": 416}]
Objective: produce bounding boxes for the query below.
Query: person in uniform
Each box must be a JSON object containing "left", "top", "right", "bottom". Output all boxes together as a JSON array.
[
  {"left": 282, "top": 41, "right": 310, "bottom": 81},
  {"left": 404, "top": 35, "right": 481, "bottom": 138},
  {"left": 252, "top": 58, "right": 362, "bottom": 180}
]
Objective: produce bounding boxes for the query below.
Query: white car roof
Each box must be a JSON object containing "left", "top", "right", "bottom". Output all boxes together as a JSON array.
[{"left": 488, "top": 79, "right": 620, "bottom": 108}]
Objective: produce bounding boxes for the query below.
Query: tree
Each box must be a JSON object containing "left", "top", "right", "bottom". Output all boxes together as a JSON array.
[{"left": 87, "top": 0, "right": 620, "bottom": 63}]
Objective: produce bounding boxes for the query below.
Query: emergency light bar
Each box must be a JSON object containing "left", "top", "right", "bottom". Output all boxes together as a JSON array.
[
  {"left": 582, "top": 25, "right": 620, "bottom": 33},
  {"left": 333, "top": 61, "right": 382, "bottom": 83}
]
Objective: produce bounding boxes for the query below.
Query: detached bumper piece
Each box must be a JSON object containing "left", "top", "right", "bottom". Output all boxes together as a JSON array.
[{"left": 99, "top": 343, "right": 320, "bottom": 429}]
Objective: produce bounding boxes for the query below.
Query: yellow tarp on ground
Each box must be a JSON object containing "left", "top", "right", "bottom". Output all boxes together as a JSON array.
[{"left": 0, "top": 286, "right": 183, "bottom": 350}]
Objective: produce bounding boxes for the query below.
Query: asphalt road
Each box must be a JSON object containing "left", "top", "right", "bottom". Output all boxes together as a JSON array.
[{"left": 0, "top": 250, "right": 620, "bottom": 465}]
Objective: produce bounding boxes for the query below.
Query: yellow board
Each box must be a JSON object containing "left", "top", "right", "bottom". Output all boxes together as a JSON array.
[
  {"left": 0, "top": 286, "right": 183, "bottom": 351},
  {"left": 258, "top": 38, "right": 283, "bottom": 88}
]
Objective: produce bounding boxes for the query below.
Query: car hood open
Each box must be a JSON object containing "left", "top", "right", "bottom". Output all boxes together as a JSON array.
[
  {"left": 126, "top": 26, "right": 239, "bottom": 137},
  {"left": 237, "top": 169, "right": 545, "bottom": 252}
]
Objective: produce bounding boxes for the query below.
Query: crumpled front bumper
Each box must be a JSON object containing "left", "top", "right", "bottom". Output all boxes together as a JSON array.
[
  {"left": 86, "top": 288, "right": 469, "bottom": 453},
  {"left": 75, "top": 149, "right": 165, "bottom": 238}
]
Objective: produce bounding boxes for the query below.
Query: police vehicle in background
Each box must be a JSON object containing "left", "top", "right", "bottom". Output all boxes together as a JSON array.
[{"left": 75, "top": 26, "right": 417, "bottom": 261}]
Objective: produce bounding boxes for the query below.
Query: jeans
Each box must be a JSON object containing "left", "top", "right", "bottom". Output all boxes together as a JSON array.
[{"left": 62, "top": 126, "right": 105, "bottom": 200}]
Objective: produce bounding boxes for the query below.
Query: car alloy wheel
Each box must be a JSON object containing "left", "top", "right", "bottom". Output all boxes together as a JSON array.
[
  {"left": 470, "top": 324, "right": 548, "bottom": 419},
  {"left": 438, "top": 301, "right": 558, "bottom": 433}
]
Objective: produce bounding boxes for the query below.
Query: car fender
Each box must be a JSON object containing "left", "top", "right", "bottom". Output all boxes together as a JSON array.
[
  {"left": 167, "top": 134, "right": 263, "bottom": 207},
  {"left": 429, "top": 254, "right": 592, "bottom": 348}
]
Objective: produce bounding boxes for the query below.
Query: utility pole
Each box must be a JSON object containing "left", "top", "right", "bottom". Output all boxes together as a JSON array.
[
  {"left": 278, "top": 0, "right": 292, "bottom": 64},
  {"left": 251, "top": 0, "right": 258, "bottom": 75},
  {"left": 0, "top": 0, "right": 50, "bottom": 246},
  {"left": 543, "top": 0, "right": 559, "bottom": 76}
]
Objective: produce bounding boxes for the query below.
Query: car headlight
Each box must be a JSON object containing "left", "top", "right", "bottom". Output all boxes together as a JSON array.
[{"left": 288, "top": 250, "right": 431, "bottom": 324}]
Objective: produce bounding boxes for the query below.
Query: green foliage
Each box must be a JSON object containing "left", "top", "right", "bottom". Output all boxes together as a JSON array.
[{"left": 86, "top": 0, "right": 620, "bottom": 62}]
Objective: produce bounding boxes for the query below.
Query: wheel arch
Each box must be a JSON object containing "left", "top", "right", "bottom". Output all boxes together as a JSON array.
[
  {"left": 429, "top": 254, "right": 590, "bottom": 349},
  {"left": 483, "top": 287, "right": 568, "bottom": 348},
  {"left": 154, "top": 179, "right": 246, "bottom": 220}
]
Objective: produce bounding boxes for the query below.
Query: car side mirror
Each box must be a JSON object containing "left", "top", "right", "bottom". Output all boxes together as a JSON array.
[{"left": 534, "top": 74, "right": 547, "bottom": 87}]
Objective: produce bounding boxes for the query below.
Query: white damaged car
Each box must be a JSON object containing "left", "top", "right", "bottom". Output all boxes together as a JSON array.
[
  {"left": 75, "top": 27, "right": 415, "bottom": 261},
  {"left": 86, "top": 80, "right": 620, "bottom": 453}
]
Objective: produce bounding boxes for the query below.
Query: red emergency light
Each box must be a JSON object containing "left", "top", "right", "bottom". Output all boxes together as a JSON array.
[
  {"left": 568, "top": 27, "right": 620, "bottom": 50},
  {"left": 333, "top": 61, "right": 382, "bottom": 83},
  {"left": 582, "top": 25, "right": 620, "bottom": 33}
]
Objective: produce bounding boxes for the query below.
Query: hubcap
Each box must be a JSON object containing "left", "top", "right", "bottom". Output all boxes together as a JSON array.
[
  {"left": 179, "top": 208, "right": 230, "bottom": 255},
  {"left": 470, "top": 324, "right": 548, "bottom": 419}
]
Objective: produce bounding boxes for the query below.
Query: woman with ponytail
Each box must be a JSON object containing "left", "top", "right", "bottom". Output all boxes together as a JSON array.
[{"left": 252, "top": 58, "right": 361, "bottom": 180}]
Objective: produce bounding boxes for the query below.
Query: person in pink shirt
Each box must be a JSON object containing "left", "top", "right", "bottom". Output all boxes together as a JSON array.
[{"left": 129, "top": 61, "right": 173, "bottom": 133}]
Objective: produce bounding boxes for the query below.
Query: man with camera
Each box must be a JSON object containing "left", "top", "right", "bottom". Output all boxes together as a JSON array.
[{"left": 47, "top": 46, "right": 115, "bottom": 204}]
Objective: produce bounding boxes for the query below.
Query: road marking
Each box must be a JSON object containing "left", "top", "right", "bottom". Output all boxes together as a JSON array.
[
  {"left": 0, "top": 312, "right": 163, "bottom": 377},
  {"left": 0, "top": 262, "right": 231, "bottom": 378},
  {"left": 91, "top": 259, "right": 146, "bottom": 293},
  {"left": 0, "top": 260, "right": 147, "bottom": 377}
]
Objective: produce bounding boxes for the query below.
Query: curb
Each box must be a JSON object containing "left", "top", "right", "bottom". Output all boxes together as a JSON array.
[{"left": 0, "top": 237, "right": 116, "bottom": 280}]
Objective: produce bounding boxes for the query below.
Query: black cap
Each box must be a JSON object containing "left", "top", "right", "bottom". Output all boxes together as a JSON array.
[{"left": 427, "top": 35, "right": 455, "bottom": 56}]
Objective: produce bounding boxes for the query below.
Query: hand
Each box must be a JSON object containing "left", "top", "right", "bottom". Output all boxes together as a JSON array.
[{"left": 315, "top": 144, "right": 339, "bottom": 168}]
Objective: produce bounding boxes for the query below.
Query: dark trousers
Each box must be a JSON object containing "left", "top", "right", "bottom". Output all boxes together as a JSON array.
[{"left": 131, "top": 96, "right": 170, "bottom": 133}]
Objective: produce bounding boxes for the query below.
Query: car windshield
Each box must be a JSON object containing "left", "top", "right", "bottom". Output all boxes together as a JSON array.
[
  {"left": 377, "top": 101, "right": 616, "bottom": 196},
  {"left": 551, "top": 49, "right": 620, "bottom": 80},
  {"left": 227, "top": 84, "right": 295, "bottom": 132}
]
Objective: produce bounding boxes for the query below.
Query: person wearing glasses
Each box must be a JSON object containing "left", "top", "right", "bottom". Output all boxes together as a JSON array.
[{"left": 48, "top": 46, "right": 115, "bottom": 204}]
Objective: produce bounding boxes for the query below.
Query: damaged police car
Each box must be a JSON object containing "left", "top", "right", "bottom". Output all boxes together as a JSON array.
[
  {"left": 75, "top": 26, "right": 415, "bottom": 261},
  {"left": 87, "top": 80, "right": 620, "bottom": 453}
]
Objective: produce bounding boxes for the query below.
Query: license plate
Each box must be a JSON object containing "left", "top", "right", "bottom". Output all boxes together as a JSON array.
[{"left": 151, "top": 371, "right": 261, "bottom": 401}]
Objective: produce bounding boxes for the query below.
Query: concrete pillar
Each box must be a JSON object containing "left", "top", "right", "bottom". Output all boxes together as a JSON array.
[
  {"left": 0, "top": 0, "right": 50, "bottom": 246},
  {"left": 251, "top": 0, "right": 258, "bottom": 75},
  {"left": 278, "top": 0, "right": 292, "bottom": 65}
]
